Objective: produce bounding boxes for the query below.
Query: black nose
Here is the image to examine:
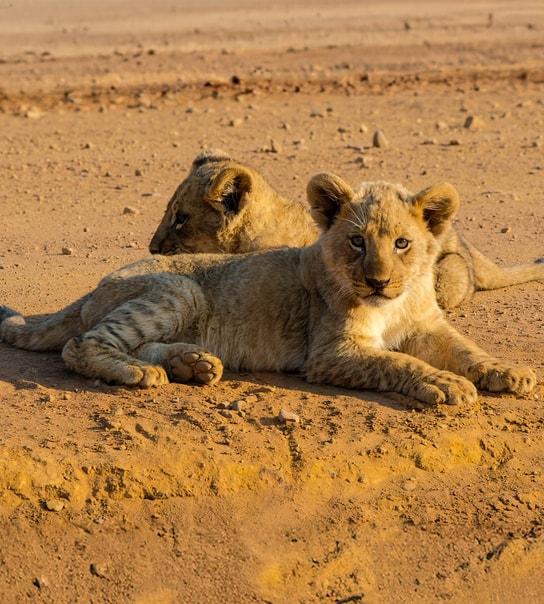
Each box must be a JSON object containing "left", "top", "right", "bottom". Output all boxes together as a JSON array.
[{"left": 365, "top": 277, "right": 390, "bottom": 290}]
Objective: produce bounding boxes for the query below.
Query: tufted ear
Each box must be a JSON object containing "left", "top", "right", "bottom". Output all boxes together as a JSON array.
[
  {"left": 206, "top": 166, "right": 254, "bottom": 216},
  {"left": 412, "top": 182, "right": 460, "bottom": 237},
  {"left": 306, "top": 172, "right": 355, "bottom": 230},
  {"left": 191, "top": 148, "right": 232, "bottom": 170}
]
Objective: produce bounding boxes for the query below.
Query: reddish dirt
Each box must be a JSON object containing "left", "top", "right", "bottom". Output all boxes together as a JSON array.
[{"left": 0, "top": 1, "right": 543, "bottom": 602}]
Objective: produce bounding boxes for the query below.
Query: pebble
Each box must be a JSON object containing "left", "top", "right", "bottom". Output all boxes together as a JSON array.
[
  {"left": 25, "top": 107, "right": 43, "bottom": 119},
  {"left": 464, "top": 115, "right": 485, "bottom": 129},
  {"left": 278, "top": 408, "right": 300, "bottom": 424},
  {"left": 123, "top": 206, "right": 140, "bottom": 215},
  {"left": 90, "top": 562, "right": 108, "bottom": 578},
  {"left": 61, "top": 247, "right": 73, "bottom": 255},
  {"left": 45, "top": 499, "right": 64, "bottom": 512},
  {"left": 372, "top": 130, "right": 389, "bottom": 148},
  {"left": 230, "top": 400, "right": 245, "bottom": 412},
  {"left": 269, "top": 139, "right": 282, "bottom": 154},
  {"left": 500, "top": 226, "right": 512, "bottom": 234}
]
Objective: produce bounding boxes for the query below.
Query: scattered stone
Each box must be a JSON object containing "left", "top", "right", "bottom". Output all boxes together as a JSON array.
[
  {"left": 464, "top": 115, "right": 485, "bottom": 129},
  {"left": 269, "top": 139, "right": 282, "bottom": 154},
  {"left": 61, "top": 247, "right": 73, "bottom": 256},
  {"left": 278, "top": 408, "right": 300, "bottom": 424},
  {"left": 310, "top": 109, "right": 324, "bottom": 118},
  {"left": 448, "top": 139, "right": 461, "bottom": 146},
  {"left": 123, "top": 206, "right": 140, "bottom": 215},
  {"left": 372, "top": 130, "right": 389, "bottom": 148},
  {"left": 45, "top": 499, "right": 64, "bottom": 512},
  {"left": 33, "top": 576, "right": 49, "bottom": 589},
  {"left": 231, "top": 400, "right": 245, "bottom": 412},
  {"left": 90, "top": 562, "right": 108, "bottom": 578},
  {"left": 134, "top": 169, "right": 142, "bottom": 176},
  {"left": 435, "top": 120, "right": 448, "bottom": 131},
  {"left": 229, "top": 118, "right": 243, "bottom": 127},
  {"left": 500, "top": 226, "right": 512, "bottom": 234},
  {"left": 220, "top": 409, "right": 234, "bottom": 419},
  {"left": 25, "top": 107, "right": 43, "bottom": 119}
]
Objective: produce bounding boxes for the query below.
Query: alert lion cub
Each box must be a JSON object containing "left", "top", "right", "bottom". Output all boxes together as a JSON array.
[
  {"left": 1, "top": 175, "right": 536, "bottom": 407},
  {"left": 151, "top": 150, "right": 544, "bottom": 309}
]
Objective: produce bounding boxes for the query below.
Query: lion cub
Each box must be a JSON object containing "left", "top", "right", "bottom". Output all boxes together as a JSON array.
[
  {"left": 150, "top": 150, "right": 544, "bottom": 309},
  {"left": 0, "top": 175, "right": 536, "bottom": 407}
]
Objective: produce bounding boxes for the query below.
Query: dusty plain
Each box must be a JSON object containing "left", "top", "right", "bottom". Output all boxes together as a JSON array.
[{"left": 1, "top": 1, "right": 544, "bottom": 602}]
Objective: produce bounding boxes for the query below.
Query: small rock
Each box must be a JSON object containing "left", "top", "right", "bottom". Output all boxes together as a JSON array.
[
  {"left": 135, "top": 169, "right": 143, "bottom": 176},
  {"left": 45, "top": 499, "right": 64, "bottom": 512},
  {"left": 278, "top": 408, "right": 300, "bottom": 424},
  {"left": 269, "top": 139, "right": 282, "bottom": 154},
  {"left": 123, "top": 206, "right": 140, "bottom": 215},
  {"left": 230, "top": 400, "right": 245, "bottom": 412},
  {"left": 464, "top": 115, "right": 485, "bottom": 129},
  {"left": 61, "top": 247, "right": 74, "bottom": 256},
  {"left": 500, "top": 226, "right": 511, "bottom": 234},
  {"left": 359, "top": 123, "right": 368, "bottom": 133},
  {"left": 229, "top": 118, "right": 243, "bottom": 127},
  {"left": 33, "top": 576, "right": 49, "bottom": 589},
  {"left": 310, "top": 109, "right": 324, "bottom": 118},
  {"left": 25, "top": 107, "right": 43, "bottom": 119},
  {"left": 435, "top": 120, "right": 448, "bottom": 131},
  {"left": 90, "top": 562, "right": 108, "bottom": 578},
  {"left": 372, "top": 130, "right": 389, "bottom": 148}
]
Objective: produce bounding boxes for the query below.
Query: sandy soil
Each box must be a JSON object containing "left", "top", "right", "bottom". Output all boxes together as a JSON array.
[{"left": 1, "top": 1, "right": 544, "bottom": 602}]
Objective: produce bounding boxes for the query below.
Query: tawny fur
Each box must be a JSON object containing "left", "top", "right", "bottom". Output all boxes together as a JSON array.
[
  {"left": 149, "top": 148, "right": 319, "bottom": 255},
  {"left": 1, "top": 175, "right": 536, "bottom": 407},
  {"left": 150, "top": 149, "right": 544, "bottom": 309}
]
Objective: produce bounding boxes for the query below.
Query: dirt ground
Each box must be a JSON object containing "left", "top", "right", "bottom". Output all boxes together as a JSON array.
[{"left": 1, "top": 1, "right": 544, "bottom": 602}]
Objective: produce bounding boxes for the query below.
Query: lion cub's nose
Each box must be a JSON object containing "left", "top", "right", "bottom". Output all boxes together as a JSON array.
[{"left": 365, "top": 277, "right": 390, "bottom": 290}]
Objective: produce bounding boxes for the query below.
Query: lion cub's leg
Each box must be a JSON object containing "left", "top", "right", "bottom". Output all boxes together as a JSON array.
[
  {"left": 61, "top": 290, "right": 204, "bottom": 387},
  {"left": 62, "top": 335, "right": 170, "bottom": 387},
  {"left": 135, "top": 343, "right": 223, "bottom": 385},
  {"left": 306, "top": 341, "right": 478, "bottom": 407},
  {"left": 434, "top": 253, "right": 472, "bottom": 309},
  {"left": 402, "top": 321, "right": 537, "bottom": 396}
]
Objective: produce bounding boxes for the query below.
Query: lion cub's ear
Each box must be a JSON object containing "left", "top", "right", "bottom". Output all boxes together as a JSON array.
[
  {"left": 206, "top": 167, "right": 254, "bottom": 216},
  {"left": 412, "top": 182, "right": 460, "bottom": 237},
  {"left": 307, "top": 173, "right": 355, "bottom": 230}
]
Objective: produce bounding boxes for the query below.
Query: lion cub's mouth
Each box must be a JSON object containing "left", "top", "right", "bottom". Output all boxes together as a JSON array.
[{"left": 360, "top": 286, "right": 402, "bottom": 305}]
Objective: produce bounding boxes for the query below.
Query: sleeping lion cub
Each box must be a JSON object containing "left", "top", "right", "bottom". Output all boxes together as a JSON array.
[
  {"left": 150, "top": 149, "right": 544, "bottom": 309},
  {"left": 0, "top": 174, "right": 536, "bottom": 407}
]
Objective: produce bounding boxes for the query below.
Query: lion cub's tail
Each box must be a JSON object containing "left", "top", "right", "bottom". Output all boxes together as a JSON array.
[
  {"left": 467, "top": 240, "right": 544, "bottom": 292},
  {"left": 0, "top": 295, "right": 89, "bottom": 352}
]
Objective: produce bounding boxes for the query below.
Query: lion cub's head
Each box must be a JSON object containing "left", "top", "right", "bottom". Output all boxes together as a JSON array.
[
  {"left": 307, "top": 173, "right": 460, "bottom": 307},
  {"left": 149, "top": 149, "right": 318, "bottom": 255},
  {"left": 150, "top": 149, "right": 247, "bottom": 254}
]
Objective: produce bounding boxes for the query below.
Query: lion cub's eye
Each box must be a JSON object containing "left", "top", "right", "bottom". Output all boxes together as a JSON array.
[
  {"left": 173, "top": 214, "right": 189, "bottom": 231},
  {"left": 350, "top": 235, "right": 365, "bottom": 250},
  {"left": 395, "top": 238, "right": 410, "bottom": 250}
]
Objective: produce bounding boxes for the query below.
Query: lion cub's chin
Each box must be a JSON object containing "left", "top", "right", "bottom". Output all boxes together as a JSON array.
[{"left": 359, "top": 291, "right": 404, "bottom": 307}]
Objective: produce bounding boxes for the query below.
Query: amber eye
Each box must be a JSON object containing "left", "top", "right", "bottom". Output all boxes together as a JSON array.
[
  {"left": 350, "top": 235, "right": 365, "bottom": 250},
  {"left": 395, "top": 238, "right": 410, "bottom": 250},
  {"left": 173, "top": 214, "right": 189, "bottom": 231}
]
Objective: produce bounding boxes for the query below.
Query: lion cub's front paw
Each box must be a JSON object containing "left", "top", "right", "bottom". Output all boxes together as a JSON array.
[
  {"left": 469, "top": 361, "right": 537, "bottom": 395},
  {"left": 413, "top": 371, "right": 478, "bottom": 406},
  {"left": 168, "top": 350, "right": 223, "bottom": 385},
  {"left": 137, "top": 365, "right": 170, "bottom": 388}
]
